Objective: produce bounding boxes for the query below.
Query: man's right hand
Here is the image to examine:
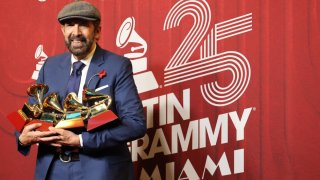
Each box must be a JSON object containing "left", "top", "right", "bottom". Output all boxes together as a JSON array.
[{"left": 18, "top": 123, "right": 61, "bottom": 146}]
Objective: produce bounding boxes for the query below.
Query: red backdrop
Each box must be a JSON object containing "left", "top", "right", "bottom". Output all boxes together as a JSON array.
[{"left": 0, "top": 0, "right": 319, "bottom": 179}]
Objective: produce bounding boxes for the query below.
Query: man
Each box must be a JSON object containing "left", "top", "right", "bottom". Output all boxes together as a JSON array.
[{"left": 17, "top": 1, "right": 146, "bottom": 180}]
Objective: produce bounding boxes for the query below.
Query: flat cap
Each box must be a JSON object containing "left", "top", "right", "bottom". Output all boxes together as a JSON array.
[{"left": 58, "top": 1, "right": 101, "bottom": 23}]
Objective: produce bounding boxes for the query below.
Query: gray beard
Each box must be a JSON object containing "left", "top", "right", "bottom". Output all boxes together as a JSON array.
[{"left": 65, "top": 37, "right": 94, "bottom": 58}]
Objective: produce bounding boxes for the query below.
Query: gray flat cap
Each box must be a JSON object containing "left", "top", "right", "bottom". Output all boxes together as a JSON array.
[{"left": 58, "top": 1, "right": 101, "bottom": 23}]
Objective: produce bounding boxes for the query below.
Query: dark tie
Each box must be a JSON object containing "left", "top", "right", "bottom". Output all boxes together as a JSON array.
[{"left": 66, "top": 61, "right": 85, "bottom": 95}]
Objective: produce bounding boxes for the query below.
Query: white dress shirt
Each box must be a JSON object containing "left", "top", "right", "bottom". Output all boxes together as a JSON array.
[{"left": 69, "top": 43, "right": 97, "bottom": 147}]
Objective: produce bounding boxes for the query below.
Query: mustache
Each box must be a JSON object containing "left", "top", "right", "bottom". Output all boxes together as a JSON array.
[{"left": 69, "top": 35, "right": 86, "bottom": 42}]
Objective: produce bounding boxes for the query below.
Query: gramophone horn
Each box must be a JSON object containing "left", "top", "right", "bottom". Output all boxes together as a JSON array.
[
  {"left": 83, "top": 89, "right": 111, "bottom": 104},
  {"left": 27, "top": 84, "right": 49, "bottom": 110},
  {"left": 43, "top": 93, "right": 64, "bottom": 113},
  {"left": 63, "top": 93, "right": 88, "bottom": 111},
  {"left": 116, "top": 17, "right": 147, "bottom": 59},
  {"left": 34, "top": 44, "right": 48, "bottom": 60}
]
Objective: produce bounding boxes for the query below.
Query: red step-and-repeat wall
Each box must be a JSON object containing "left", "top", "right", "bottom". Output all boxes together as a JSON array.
[{"left": 0, "top": 0, "right": 319, "bottom": 179}]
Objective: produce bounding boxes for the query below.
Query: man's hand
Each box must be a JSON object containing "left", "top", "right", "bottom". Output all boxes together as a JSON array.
[
  {"left": 40, "top": 127, "right": 81, "bottom": 148},
  {"left": 19, "top": 123, "right": 60, "bottom": 146}
]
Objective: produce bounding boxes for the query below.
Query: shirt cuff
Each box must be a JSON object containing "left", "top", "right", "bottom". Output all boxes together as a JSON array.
[{"left": 79, "top": 134, "right": 83, "bottom": 147}]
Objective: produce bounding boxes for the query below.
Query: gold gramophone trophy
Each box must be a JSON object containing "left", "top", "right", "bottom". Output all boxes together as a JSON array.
[
  {"left": 7, "top": 84, "right": 118, "bottom": 132},
  {"left": 82, "top": 88, "right": 117, "bottom": 131},
  {"left": 7, "top": 84, "right": 54, "bottom": 132}
]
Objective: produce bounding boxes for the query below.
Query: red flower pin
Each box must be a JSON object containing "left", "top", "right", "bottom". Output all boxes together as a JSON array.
[{"left": 98, "top": 70, "right": 106, "bottom": 79}]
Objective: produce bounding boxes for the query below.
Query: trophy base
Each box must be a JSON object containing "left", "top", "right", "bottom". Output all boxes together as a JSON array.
[
  {"left": 26, "top": 120, "right": 53, "bottom": 131},
  {"left": 87, "top": 110, "right": 118, "bottom": 131},
  {"left": 55, "top": 118, "right": 84, "bottom": 129},
  {"left": 7, "top": 111, "right": 28, "bottom": 132}
]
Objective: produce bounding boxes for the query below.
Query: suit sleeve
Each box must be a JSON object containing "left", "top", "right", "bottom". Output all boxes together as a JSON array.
[{"left": 81, "top": 58, "right": 146, "bottom": 153}]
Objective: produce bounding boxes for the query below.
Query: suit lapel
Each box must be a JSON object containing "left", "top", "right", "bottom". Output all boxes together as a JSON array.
[
  {"left": 58, "top": 54, "right": 72, "bottom": 99},
  {"left": 85, "top": 45, "right": 105, "bottom": 90}
]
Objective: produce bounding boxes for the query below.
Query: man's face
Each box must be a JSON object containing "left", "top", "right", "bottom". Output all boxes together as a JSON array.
[{"left": 61, "top": 19, "right": 101, "bottom": 59}]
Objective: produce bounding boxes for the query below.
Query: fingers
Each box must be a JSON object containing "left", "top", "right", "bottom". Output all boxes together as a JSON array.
[
  {"left": 23, "top": 123, "right": 42, "bottom": 132},
  {"left": 39, "top": 135, "right": 61, "bottom": 142},
  {"left": 39, "top": 134, "right": 63, "bottom": 147},
  {"left": 48, "top": 143, "right": 62, "bottom": 147},
  {"left": 41, "top": 141, "right": 62, "bottom": 147},
  {"left": 20, "top": 126, "right": 79, "bottom": 147},
  {"left": 31, "top": 129, "right": 58, "bottom": 139},
  {"left": 38, "top": 130, "right": 59, "bottom": 137},
  {"left": 48, "top": 127, "right": 65, "bottom": 134},
  {"left": 46, "top": 128, "right": 80, "bottom": 147}
]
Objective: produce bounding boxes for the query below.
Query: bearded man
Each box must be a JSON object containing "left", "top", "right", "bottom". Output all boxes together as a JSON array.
[{"left": 17, "top": 1, "right": 146, "bottom": 180}]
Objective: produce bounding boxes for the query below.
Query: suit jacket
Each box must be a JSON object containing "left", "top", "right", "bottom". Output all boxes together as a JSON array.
[{"left": 17, "top": 45, "right": 146, "bottom": 180}]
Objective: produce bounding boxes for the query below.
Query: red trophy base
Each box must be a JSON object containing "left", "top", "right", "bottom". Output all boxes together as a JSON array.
[
  {"left": 26, "top": 120, "right": 53, "bottom": 131},
  {"left": 87, "top": 111, "right": 118, "bottom": 131},
  {"left": 7, "top": 111, "right": 53, "bottom": 132},
  {"left": 7, "top": 111, "right": 28, "bottom": 132}
]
